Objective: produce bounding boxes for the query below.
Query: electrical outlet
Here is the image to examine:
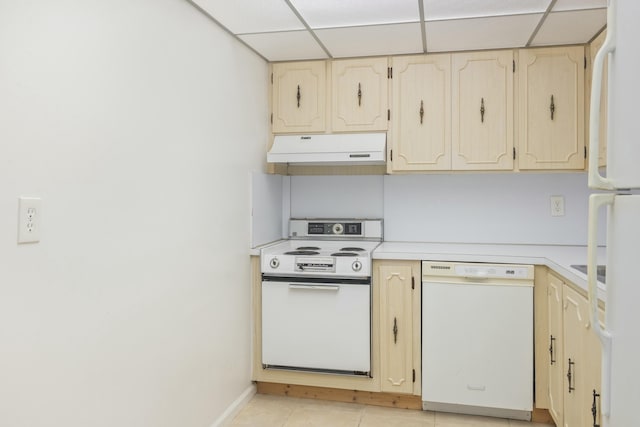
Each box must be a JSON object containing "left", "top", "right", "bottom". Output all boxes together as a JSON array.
[
  {"left": 550, "top": 195, "right": 565, "bottom": 217},
  {"left": 18, "top": 197, "right": 41, "bottom": 243}
]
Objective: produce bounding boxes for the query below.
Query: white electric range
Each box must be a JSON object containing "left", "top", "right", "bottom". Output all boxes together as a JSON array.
[{"left": 260, "top": 219, "right": 382, "bottom": 376}]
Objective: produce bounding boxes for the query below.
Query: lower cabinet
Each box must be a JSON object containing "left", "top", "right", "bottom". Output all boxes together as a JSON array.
[
  {"left": 374, "top": 260, "right": 421, "bottom": 395},
  {"left": 541, "top": 270, "right": 604, "bottom": 427}
]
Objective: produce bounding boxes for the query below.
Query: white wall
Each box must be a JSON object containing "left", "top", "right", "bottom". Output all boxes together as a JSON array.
[
  {"left": 289, "top": 173, "right": 596, "bottom": 245},
  {"left": 0, "top": 1, "right": 268, "bottom": 426}
]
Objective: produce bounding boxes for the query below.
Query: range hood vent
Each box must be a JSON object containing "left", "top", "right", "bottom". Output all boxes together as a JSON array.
[{"left": 267, "top": 133, "right": 386, "bottom": 165}]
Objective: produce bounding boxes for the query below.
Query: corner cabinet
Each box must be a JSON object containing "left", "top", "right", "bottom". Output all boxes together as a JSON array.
[
  {"left": 538, "top": 269, "right": 604, "bottom": 427},
  {"left": 518, "top": 46, "right": 585, "bottom": 170},
  {"left": 390, "top": 54, "right": 451, "bottom": 171},
  {"left": 374, "top": 260, "right": 421, "bottom": 395},
  {"left": 452, "top": 50, "right": 514, "bottom": 170},
  {"left": 271, "top": 61, "right": 326, "bottom": 133},
  {"left": 331, "top": 58, "right": 389, "bottom": 132}
]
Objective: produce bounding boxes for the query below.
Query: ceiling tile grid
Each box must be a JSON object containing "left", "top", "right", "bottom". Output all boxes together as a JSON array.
[{"left": 192, "top": 0, "right": 608, "bottom": 61}]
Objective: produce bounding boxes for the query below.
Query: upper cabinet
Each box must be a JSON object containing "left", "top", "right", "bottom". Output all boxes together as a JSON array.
[
  {"left": 589, "top": 30, "right": 608, "bottom": 168},
  {"left": 518, "top": 46, "right": 585, "bottom": 170},
  {"left": 331, "top": 58, "right": 389, "bottom": 132},
  {"left": 271, "top": 61, "right": 326, "bottom": 133},
  {"left": 390, "top": 54, "right": 451, "bottom": 172},
  {"left": 452, "top": 50, "right": 514, "bottom": 170}
]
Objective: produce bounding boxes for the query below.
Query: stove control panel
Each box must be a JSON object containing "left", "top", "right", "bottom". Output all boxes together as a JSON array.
[
  {"left": 295, "top": 257, "right": 335, "bottom": 273},
  {"left": 289, "top": 219, "right": 383, "bottom": 240},
  {"left": 307, "top": 222, "right": 360, "bottom": 236}
]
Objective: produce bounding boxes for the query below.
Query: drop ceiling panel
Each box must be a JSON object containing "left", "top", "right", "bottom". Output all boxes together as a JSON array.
[
  {"left": 426, "top": 14, "right": 543, "bottom": 52},
  {"left": 315, "top": 23, "right": 423, "bottom": 58},
  {"left": 290, "top": 0, "right": 420, "bottom": 29},
  {"left": 423, "top": 0, "right": 550, "bottom": 21},
  {"left": 239, "top": 31, "right": 328, "bottom": 62},
  {"left": 553, "top": 0, "right": 607, "bottom": 12},
  {"left": 195, "top": 0, "right": 304, "bottom": 34},
  {"left": 531, "top": 9, "right": 607, "bottom": 46}
]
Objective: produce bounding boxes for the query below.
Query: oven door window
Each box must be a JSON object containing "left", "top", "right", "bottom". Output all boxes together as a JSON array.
[{"left": 261, "top": 280, "right": 371, "bottom": 374}]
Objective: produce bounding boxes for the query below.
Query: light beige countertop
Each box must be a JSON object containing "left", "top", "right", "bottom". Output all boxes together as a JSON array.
[
  {"left": 252, "top": 240, "right": 607, "bottom": 301},
  {"left": 373, "top": 241, "right": 607, "bottom": 301}
]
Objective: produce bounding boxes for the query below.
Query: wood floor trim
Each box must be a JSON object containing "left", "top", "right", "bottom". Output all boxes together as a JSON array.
[{"left": 256, "top": 382, "right": 422, "bottom": 410}]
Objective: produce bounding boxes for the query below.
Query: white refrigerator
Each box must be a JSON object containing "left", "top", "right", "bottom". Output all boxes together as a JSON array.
[{"left": 588, "top": 1, "right": 640, "bottom": 426}]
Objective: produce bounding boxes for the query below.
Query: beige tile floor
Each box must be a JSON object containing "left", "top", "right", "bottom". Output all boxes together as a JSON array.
[{"left": 230, "top": 394, "right": 552, "bottom": 427}]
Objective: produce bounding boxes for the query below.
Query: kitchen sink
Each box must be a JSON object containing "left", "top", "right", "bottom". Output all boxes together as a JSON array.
[{"left": 570, "top": 264, "right": 606, "bottom": 284}]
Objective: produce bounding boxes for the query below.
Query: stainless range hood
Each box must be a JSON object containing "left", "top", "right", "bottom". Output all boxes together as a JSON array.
[{"left": 267, "top": 133, "right": 386, "bottom": 165}]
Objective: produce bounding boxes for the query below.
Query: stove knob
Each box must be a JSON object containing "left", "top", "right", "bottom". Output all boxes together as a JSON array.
[
  {"left": 269, "top": 257, "right": 280, "bottom": 269},
  {"left": 332, "top": 223, "right": 344, "bottom": 234},
  {"left": 352, "top": 260, "right": 362, "bottom": 272}
]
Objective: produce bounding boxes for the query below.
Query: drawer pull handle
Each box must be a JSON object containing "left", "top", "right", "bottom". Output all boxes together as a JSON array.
[
  {"left": 549, "top": 335, "right": 556, "bottom": 365},
  {"left": 419, "top": 100, "right": 424, "bottom": 124},
  {"left": 550, "top": 94, "right": 555, "bottom": 120},
  {"left": 357, "top": 83, "right": 362, "bottom": 106},
  {"left": 296, "top": 85, "right": 301, "bottom": 108},
  {"left": 480, "top": 98, "right": 485, "bottom": 123}
]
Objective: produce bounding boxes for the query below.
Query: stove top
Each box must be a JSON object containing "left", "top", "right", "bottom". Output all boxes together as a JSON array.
[
  {"left": 261, "top": 239, "right": 380, "bottom": 278},
  {"left": 261, "top": 219, "right": 383, "bottom": 278}
]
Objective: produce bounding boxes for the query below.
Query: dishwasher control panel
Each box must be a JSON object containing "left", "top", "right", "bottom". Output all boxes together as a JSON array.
[{"left": 422, "top": 262, "right": 534, "bottom": 281}]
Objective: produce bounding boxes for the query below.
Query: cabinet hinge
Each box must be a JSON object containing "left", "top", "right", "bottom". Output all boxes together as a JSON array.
[
  {"left": 270, "top": 113, "right": 273, "bottom": 124},
  {"left": 585, "top": 56, "right": 587, "bottom": 69},
  {"left": 585, "top": 146, "right": 588, "bottom": 159},
  {"left": 412, "top": 277, "right": 415, "bottom": 290},
  {"left": 387, "top": 109, "right": 391, "bottom": 121},
  {"left": 270, "top": 73, "right": 273, "bottom": 84},
  {"left": 513, "top": 147, "right": 516, "bottom": 160},
  {"left": 390, "top": 149, "right": 393, "bottom": 161},
  {"left": 387, "top": 67, "right": 393, "bottom": 79},
  {"left": 412, "top": 369, "right": 416, "bottom": 383},
  {"left": 513, "top": 60, "right": 515, "bottom": 73}
]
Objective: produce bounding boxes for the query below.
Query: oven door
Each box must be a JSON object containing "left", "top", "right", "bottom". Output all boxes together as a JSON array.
[{"left": 261, "top": 275, "right": 371, "bottom": 375}]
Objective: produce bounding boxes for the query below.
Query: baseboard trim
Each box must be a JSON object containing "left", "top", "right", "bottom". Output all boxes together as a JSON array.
[
  {"left": 256, "top": 382, "right": 422, "bottom": 409},
  {"left": 210, "top": 383, "right": 256, "bottom": 427}
]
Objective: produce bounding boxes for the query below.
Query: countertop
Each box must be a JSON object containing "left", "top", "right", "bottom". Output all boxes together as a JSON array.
[
  {"left": 373, "top": 241, "right": 607, "bottom": 301},
  {"left": 251, "top": 240, "right": 607, "bottom": 302}
]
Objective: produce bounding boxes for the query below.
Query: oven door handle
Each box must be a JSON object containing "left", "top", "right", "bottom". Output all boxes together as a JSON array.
[{"left": 288, "top": 284, "right": 340, "bottom": 291}]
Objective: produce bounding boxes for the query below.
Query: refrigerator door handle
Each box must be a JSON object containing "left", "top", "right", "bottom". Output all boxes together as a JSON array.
[
  {"left": 587, "top": 194, "right": 614, "bottom": 417},
  {"left": 588, "top": 0, "right": 617, "bottom": 190}
]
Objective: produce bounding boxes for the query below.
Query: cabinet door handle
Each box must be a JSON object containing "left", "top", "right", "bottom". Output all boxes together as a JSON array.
[
  {"left": 550, "top": 94, "right": 555, "bottom": 120},
  {"left": 549, "top": 335, "right": 556, "bottom": 365},
  {"left": 567, "top": 358, "right": 575, "bottom": 393},
  {"left": 357, "top": 82, "right": 362, "bottom": 106},
  {"left": 592, "top": 389, "right": 601, "bottom": 427},
  {"left": 419, "top": 100, "right": 424, "bottom": 124},
  {"left": 393, "top": 317, "right": 398, "bottom": 343},
  {"left": 296, "top": 85, "right": 301, "bottom": 108},
  {"left": 480, "top": 98, "right": 485, "bottom": 123}
]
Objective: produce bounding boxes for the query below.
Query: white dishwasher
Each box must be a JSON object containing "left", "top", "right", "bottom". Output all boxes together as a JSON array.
[{"left": 421, "top": 261, "right": 533, "bottom": 421}]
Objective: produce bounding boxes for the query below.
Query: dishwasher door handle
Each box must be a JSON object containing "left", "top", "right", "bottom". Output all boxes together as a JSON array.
[{"left": 289, "top": 284, "right": 340, "bottom": 291}]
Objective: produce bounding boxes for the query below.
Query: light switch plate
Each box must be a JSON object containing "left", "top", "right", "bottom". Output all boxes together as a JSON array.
[
  {"left": 18, "top": 197, "right": 42, "bottom": 243},
  {"left": 550, "top": 195, "right": 565, "bottom": 217}
]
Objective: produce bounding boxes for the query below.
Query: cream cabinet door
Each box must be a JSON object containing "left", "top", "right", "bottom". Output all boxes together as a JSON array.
[
  {"left": 519, "top": 47, "right": 585, "bottom": 170},
  {"left": 589, "top": 30, "right": 608, "bottom": 168},
  {"left": 272, "top": 61, "right": 326, "bottom": 133},
  {"left": 452, "top": 50, "right": 514, "bottom": 170},
  {"left": 376, "top": 261, "right": 419, "bottom": 395},
  {"left": 391, "top": 54, "right": 451, "bottom": 171},
  {"left": 547, "top": 272, "right": 565, "bottom": 426},
  {"left": 332, "top": 58, "right": 389, "bottom": 132},
  {"left": 563, "top": 284, "right": 603, "bottom": 427}
]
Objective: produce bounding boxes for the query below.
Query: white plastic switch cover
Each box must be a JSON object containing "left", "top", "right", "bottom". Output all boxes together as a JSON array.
[
  {"left": 550, "top": 195, "right": 565, "bottom": 217},
  {"left": 18, "top": 197, "right": 41, "bottom": 243}
]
